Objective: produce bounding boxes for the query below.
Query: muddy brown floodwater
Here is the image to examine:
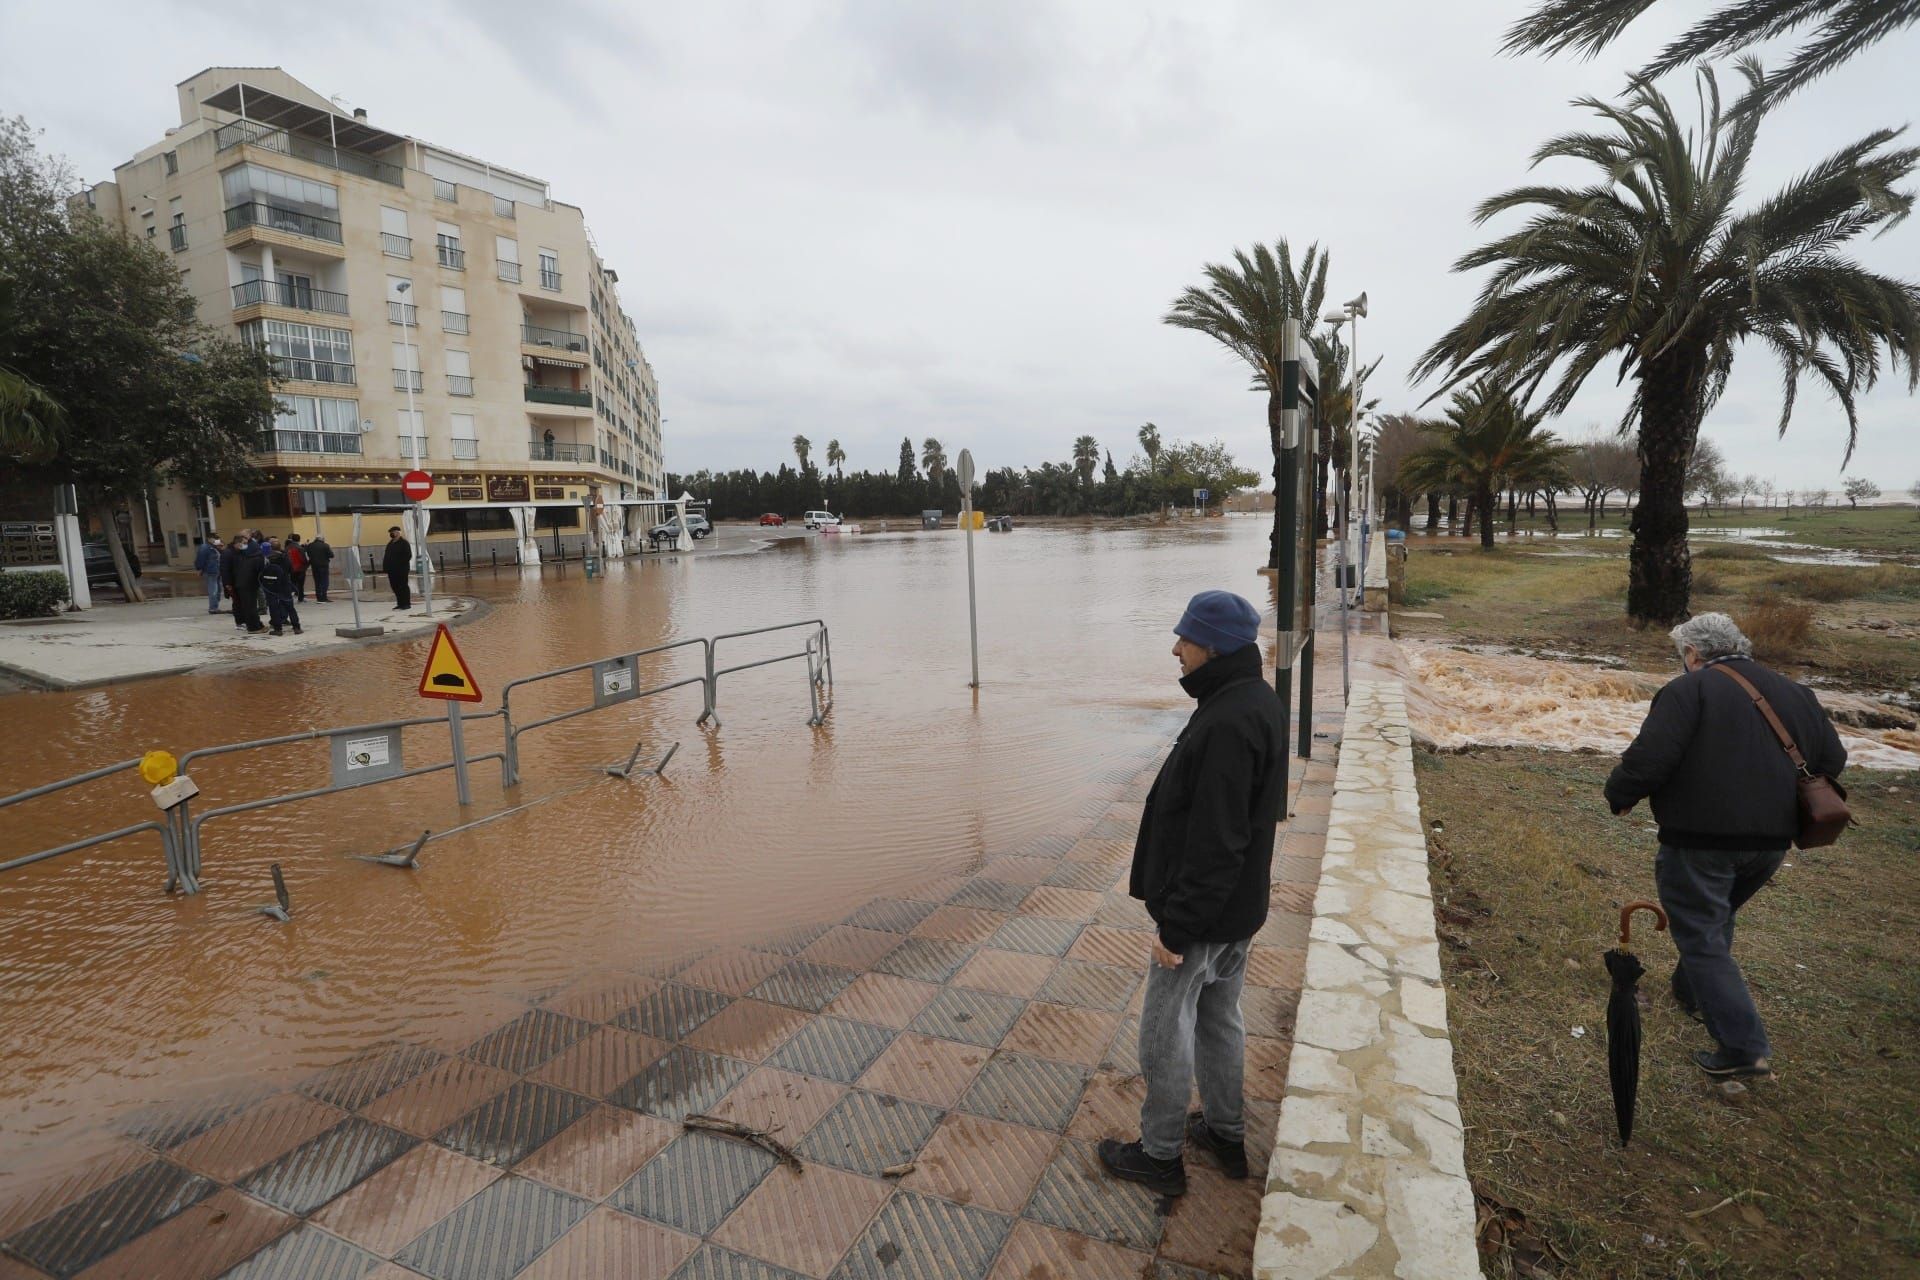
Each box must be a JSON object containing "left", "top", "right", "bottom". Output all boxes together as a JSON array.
[{"left": 0, "top": 519, "right": 1272, "bottom": 1201}]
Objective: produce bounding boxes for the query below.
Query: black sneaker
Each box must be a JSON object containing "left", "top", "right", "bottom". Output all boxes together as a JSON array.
[
  {"left": 268, "top": 628, "right": 283, "bottom": 636},
  {"left": 1694, "top": 1048, "right": 1772, "bottom": 1079},
  {"left": 1187, "top": 1112, "right": 1248, "bottom": 1179},
  {"left": 1096, "top": 1138, "right": 1186, "bottom": 1196},
  {"left": 292, "top": 626, "right": 303, "bottom": 635}
]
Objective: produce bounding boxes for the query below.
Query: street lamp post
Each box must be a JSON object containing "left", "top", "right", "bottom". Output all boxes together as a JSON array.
[
  {"left": 394, "top": 281, "right": 431, "bottom": 616},
  {"left": 1322, "top": 291, "right": 1368, "bottom": 704}
]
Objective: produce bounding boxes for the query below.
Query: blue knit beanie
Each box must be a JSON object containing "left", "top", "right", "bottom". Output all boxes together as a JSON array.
[{"left": 1174, "top": 590, "right": 1260, "bottom": 654}]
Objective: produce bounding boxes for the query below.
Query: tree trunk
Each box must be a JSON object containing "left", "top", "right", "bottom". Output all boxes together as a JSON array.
[
  {"left": 1586, "top": 491, "right": 1598, "bottom": 530},
  {"left": 92, "top": 499, "right": 146, "bottom": 603},
  {"left": 1545, "top": 490, "right": 1559, "bottom": 532},
  {"left": 1426, "top": 492, "right": 1440, "bottom": 531},
  {"left": 1628, "top": 349, "right": 1704, "bottom": 625},
  {"left": 1478, "top": 482, "right": 1496, "bottom": 550},
  {"left": 1447, "top": 495, "right": 1459, "bottom": 533},
  {"left": 1506, "top": 489, "right": 1518, "bottom": 530}
]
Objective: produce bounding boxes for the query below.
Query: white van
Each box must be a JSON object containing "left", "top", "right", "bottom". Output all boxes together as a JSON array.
[{"left": 804, "top": 510, "right": 841, "bottom": 529}]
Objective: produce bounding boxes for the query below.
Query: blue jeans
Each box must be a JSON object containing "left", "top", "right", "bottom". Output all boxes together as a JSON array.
[
  {"left": 266, "top": 591, "right": 300, "bottom": 633},
  {"left": 202, "top": 572, "right": 222, "bottom": 612},
  {"left": 1655, "top": 844, "right": 1785, "bottom": 1059},
  {"left": 1138, "top": 938, "right": 1250, "bottom": 1159}
]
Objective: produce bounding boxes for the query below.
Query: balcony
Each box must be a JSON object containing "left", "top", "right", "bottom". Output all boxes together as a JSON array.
[
  {"left": 225, "top": 201, "right": 342, "bottom": 245},
  {"left": 448, "top": 375, "right": 474, "bottom": 397},
  {"left": 399, "top": 436, "right": 428, "bottom": 462},
  {"left": 434, "top": 179, "right": 458, "bottom": 202},
  {"left": 393, "top": 369, "right": 423, "bottom": 392},
  {"left": 388, "top": 301, "right": 418, "bottom": 325},
  {"left": 494, "top": 195, "right": 515, "bottom": 219},
  {"left": 531, "top": 441, "right": 593, "bottom": 462},
  {"left": 524, "top": 385, "right": 591, "bottom": 408},
  {"left": 497, "top": 260, "right": 521, "bottom": 284},
  {"left": 260, "top": 429, "right": 363, "bottom": 456},
  {"left": 270, "top": 356, "right": 355, "bottom": 386},
  {"left": 521, "top": 323, "right": 589, "bottom": 354},
  {"left": 539, "top": 269, "right": 563, "bottom": 291},
  {"left": 437, "top": 244, "right": 466, "bottom": 270},
  {"left": 233, "top": 280, "right": 350, "bottom": 315},
  {"left": 214, "top": 118, "right": 404, "bottom": 186},
  {"left": 168, "top": 224, "right": 187, "bottom": 252},
  {"left": 452, "top": 438, "right": 480, "bottom": 460},
  {"left": 442, "top": 311, "right": 469, "bottom": 335},
  {"left": 382, "top": 232, "right": 412, "bottom": 258}
]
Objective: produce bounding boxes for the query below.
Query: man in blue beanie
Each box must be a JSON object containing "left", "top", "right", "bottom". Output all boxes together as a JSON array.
[{"left": 1099, "top": 588, "right": 1285, "bottom": 1196}]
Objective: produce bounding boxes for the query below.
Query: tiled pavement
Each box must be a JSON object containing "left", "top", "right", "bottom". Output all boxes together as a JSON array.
[{"left": 1, "top": 706, "right": 1345, "bottom": 1280}]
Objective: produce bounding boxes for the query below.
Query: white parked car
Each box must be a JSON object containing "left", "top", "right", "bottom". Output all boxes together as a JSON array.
[{"left": 804, "top": 510, "right": 841, "bottom": 530}]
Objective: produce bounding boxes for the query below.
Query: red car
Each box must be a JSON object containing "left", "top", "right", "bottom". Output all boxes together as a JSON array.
[{"left": 758, "top": 512, "right": 786, "bottom": 526}]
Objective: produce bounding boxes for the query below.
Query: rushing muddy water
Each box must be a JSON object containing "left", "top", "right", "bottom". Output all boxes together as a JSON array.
[{"left": 0, "top": 519, "right": 1278, "bottom": 1194}]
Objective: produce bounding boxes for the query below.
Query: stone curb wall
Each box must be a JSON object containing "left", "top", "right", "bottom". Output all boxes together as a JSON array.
[
  {"left": 1253, "top": 679, "right": 1480, "bottom": 1279},
  {"left": 1362, "top": 531, "right": 1389, "bottom": 613}
]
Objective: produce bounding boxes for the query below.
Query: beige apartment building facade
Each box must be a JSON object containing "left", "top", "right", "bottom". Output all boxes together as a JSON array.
[{"left": 83, "top": 67, "right": 667, "bottom": 567}]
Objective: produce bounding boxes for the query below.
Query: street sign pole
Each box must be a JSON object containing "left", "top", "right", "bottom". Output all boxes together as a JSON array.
[
  {"left": 446, "top": 699, "right": 470, "bottom": 805},
  {"left": 959, "top": 449, "right": 979, "bottom": 689}
]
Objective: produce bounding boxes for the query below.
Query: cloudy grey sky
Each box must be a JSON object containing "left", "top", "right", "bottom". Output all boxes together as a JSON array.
[{"left": 4, "top": 0, "right": 1916, "bottom": 493}]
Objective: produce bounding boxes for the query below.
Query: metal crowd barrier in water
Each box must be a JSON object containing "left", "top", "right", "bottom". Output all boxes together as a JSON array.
[{"left": 1, "top": 619, "right": 833, "bottom": 896}]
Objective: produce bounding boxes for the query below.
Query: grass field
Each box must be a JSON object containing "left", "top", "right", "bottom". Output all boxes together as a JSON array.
[
  {"left": 1409, "top": 501, "right": 1920, "bottom": 557},
  {"left": 1416, "top": 748, "right": 1920, "bottom": 1279}
]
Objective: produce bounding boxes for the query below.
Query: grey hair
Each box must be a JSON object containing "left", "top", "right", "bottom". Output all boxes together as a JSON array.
[{"left": 1670, "top": 612, "right": 1752, "bottom": 662}]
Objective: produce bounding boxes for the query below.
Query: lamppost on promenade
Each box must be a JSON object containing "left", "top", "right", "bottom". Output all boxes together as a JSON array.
[
  {"left": 394, "top": 281, "right": 431, "bottom": 615},
  {"left": 1322, "top": 291, "right": 1368, "bottom": 703}
]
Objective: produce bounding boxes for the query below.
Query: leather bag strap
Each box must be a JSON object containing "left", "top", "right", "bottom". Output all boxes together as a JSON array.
[{"left": 1710, "top": 664, "right": 1811, "bottom": 774}]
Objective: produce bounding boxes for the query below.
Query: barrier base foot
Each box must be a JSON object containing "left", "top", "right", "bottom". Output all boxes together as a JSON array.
[
  {"left": 256, "top": 905, "right": 290, "bottom": 922},
  {"left": 355, "top": 829, "right": 429, "bottom": 868},
  {"left": 335, "top": 625, "right": 385, "bottom": 638}
]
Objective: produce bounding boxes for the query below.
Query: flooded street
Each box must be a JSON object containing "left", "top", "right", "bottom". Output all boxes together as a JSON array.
[{"left": 0, "top": 520, "right": 1268, "bottom": 1197}]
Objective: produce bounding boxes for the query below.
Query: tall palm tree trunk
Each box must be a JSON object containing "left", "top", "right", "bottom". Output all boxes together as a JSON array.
[
  {"left": 1426, "top": 493, "right": 1441, "bottom": 531},
  {"left": 1477, "top": 482, "right": 1497, "bottom": 550},
  {"left": 1628, "top": 350, "right": 1704, "bottom": 625}
]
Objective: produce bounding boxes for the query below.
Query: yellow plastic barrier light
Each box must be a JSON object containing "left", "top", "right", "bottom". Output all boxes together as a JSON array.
[{"left": 140, "top": 750, "right": 178, "bottom": 786}]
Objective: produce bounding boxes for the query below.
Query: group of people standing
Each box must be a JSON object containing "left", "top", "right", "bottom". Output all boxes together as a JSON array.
[{"left": 193, "top": 530, "right": 334, "bottom": 636}]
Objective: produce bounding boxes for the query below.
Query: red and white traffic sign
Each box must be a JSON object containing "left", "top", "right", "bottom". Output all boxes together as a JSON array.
[{"left": 401, "top": 470, "right": 434, "bottom": 502}]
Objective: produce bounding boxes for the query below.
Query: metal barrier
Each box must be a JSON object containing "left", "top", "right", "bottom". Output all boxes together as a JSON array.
[
  {"left": 702, "top": 619, "right": 833, "bottom": 728},
  {"left": 0, "top": 758, "right": 188, "bottom": 887},
  {"left": 500, "top": 637, "right": 711, "bottom": 786}
]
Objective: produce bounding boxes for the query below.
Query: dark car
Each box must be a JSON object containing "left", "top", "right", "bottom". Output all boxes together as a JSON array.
[{"left": 84, "top": 541, "right": 142, "bottom": 588}]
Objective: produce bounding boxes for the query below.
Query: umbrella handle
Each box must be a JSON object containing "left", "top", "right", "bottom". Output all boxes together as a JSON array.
[{"left": 1620, "top": 900, "right": 1668, "bottom": 948}]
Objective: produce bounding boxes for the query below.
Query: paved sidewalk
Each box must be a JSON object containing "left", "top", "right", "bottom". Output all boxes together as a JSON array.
[
  {"left": 0, "top": 656, "right": 1345, "bottom": 1280},
  {"left": 0, "top": 595, "right": 477, "bottom": 691}
]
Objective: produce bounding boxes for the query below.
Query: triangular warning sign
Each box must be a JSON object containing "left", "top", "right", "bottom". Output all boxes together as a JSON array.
[{"left": 418, "top": 623, "right": 482, "bottom": 702}]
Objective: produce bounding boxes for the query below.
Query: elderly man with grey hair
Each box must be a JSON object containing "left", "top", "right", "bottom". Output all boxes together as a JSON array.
[{"left": 1605, "top": 612, "right": 1846, "bottom": 1079}]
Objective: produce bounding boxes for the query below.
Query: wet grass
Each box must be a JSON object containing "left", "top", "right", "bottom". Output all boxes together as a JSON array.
[
  {"left": 1415, "top": 748, "right": 1920, "bottom": 1279},
  {"left": 1420, "top": 503, "right": 1920, "bottom": 556}
]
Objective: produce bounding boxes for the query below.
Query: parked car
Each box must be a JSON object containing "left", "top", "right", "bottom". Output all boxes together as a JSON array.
[
  {"left": 84, "top": 541, "right": 141, "bottom": 588},
  {"left": 804, "top": 510, "right": 841, "bottom": 530},
  {"left": 758, "top": 512, "right": 786, "bottom": 526},
  {"left": 986, "top": 515, "right": 1015, "bottom": 532},
  {"left": 648, "top": 514, "right": 711, "bottom": 546}
]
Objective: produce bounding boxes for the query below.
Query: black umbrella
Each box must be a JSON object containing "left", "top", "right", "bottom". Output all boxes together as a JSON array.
[{"left": 1605, "top": 900, "right": 1668, "bottom": 1146}]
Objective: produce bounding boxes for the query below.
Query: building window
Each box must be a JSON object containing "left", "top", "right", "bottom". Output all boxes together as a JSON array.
[
  {"left": 380, "top": 205, "right": 411, "bottom": 258},
  {"left": 220, "top": 163, "right": 341, "bottom": 242},
  {"left": 496, "top": 236, "right": 520, "bottom": 283},
  {"left": 451, "top": 412, "right": 478, "bottom": 460},
  {"left": 386, "top": 276, "right": 416, "bottom": 326},
  {"left": 391, "top": 340, "right": 421, "bottom": 392},
  {"left": 398, "top": 409, "right": 427, "bottom": 462},
  {"left": 163, "top": 150, "right": 178, "bottom": 176},
  {"left": 241, "top": 318, "right": 353, "bottom": 384},
  {"left": 493, "top": 194, "right": 515, "bottom": 219},
  {"left": 436, "top": 221, "right": 465, "bottom": 270},
  {"left": 538, "top": 249, "right": 560, "bottom": 291},
  {"left": 446, "top": 350, "right": 473, "bottom": 396},
  {"left": 265, "top": 395, "right": 363, "bottom": 454},
  {"left": 434, "top": 177, "right": 457, "bottom": 202}
]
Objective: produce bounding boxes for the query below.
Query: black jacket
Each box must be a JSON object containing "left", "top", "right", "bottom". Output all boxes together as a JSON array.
[
  {"left": 259, "top": 551, "right": 294, "bottom": 598},
  {"left": 231, "top": 549, "right": 264, "bottom": 595},
  {"left": 382, "top": 537, "right": 412, "bottom": 576},
  {"left": 1129, "top": 644, "right": 1287, "bottom": 953},
  {"left": 219, "top": 544, "right": 241, "bottom": 589},
  {"left": 305, "top": 538, "right": 334, "bottom": 568},
  {"left": 1604, "top": 657, "right": 1847, "bottom": 852}
]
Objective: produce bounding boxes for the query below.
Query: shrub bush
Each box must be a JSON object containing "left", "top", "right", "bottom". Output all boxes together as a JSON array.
[
  {"left": 1737, "top": 592, "right": 1814, "bottom": 660},
  {"left": 0, "top": 569, "right": 72, "bottom": 619}
]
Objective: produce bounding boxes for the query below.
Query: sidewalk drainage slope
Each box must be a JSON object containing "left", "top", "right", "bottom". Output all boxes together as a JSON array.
[{"left": 1254, "top": 679, "right": 1480, "bottom": 1279}]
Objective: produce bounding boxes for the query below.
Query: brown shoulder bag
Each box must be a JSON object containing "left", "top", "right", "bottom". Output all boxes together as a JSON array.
[{"left": 1710, "top": 664, "right": 1851, "bottom": 848}]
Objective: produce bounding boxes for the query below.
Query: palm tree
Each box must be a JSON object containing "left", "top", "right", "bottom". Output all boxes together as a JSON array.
[
  {"left": 1504, "top": 0, "right": 1918, "bottom": 105},
  {"left": 0, "top": 366, "right": 62, "bottom": 459},
  {"left": 1071, "top": 435, "right": 1100, "bottom": 485},
  {"left": 1414, "top": 62, "right": 1920, "bottom": 623},
  {"left": 921, "top": 438, "right": 947, "bottom": 487},
  {"left": 1164, "top": 240, "right": 1328, "bottom": 567},
  {"left": 1401, "top": 384, "right": 1572, "bottom": 549},
  {"left": 826, "top": 439, "right": 845, "bottom": 477},
  {"left": 792, "top": 434, "right": 812, "bottom": 472},
  {"left": 1137, "top": 422, "right": 1162, "bottom": 472}
]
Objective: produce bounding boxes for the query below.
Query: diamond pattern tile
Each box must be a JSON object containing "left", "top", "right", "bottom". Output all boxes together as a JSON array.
[
  {"left": 799, "top": 926, "right": 904, "bottom": 971},
  {"left": 1240, "top": 985, "right": 1298, "bottom": 1039},
  {"left": 1099, "top": 1019, "right": 1142, "bottom": 1078},
  {"left": 300, "top": 1044, "right": 445, "bottom": 1112},
  {"left": 527, "top": 1027, "right": 673, "bottom": 1100},
  {"left": 856, "top": 1033, "right": 990, "bottom": 1109},
  {"left": 987, "top": 1219, "right": 1152, "bottom": 1280},
  {"left": 767, "top": 1017, "right": 897, "bottom": 1084},
  {"left": 394, "top": 1176, "right": 590, "bottom": 1280},
  {"left": 215, "top": 1224, "right": 382, "bottom": 1280},
  {"left": 1246, "top": 945, "right": 1306, "bottom": 990},
  {"left": 615, "top": 983, "right": 733, "bottom": 1041},
  {"left": 903, "top": 1113, "right": 1058, "bottom": 1215},
  {"left": 981, "top": 855, "right": 1054, "bottom": 885},
  {"left": 311, "top": 1142, "right": 501, "bottom": 1256},
  {"left": 1157, "top": 1164, "right": 1262, "bottom": 1277},
  {"left": 796, "top": 1090, "right": 943, "bottom": 1177},
  {"left": 1000, "top": 1002, "right": 1119, "bottom": 1068},
  {"left": 358, "top": 1056, "right": 518, "bottom": 1139},
  {"left": 540, "top": 971, "right": 664, "bottom": 1024},
  {"left": 671, "top": 1246, "right": 810, "bottom": 1280},
  {"left": 1065, "top": 1071, "right": 1147, "bottom": 1143},
  {"left": 1245, "top": 1036, "right": 1293, "bottom": 1102},
  {"left": 833, "top": 1190, "right": 1011, "bottom": 1280},
  {"left": 950, "top": 949, "right": 1057, "bottom": 999},
  {"left": 1091, "top": 894, "right": 1155, "bottom": 932},
  {"left": 433, "top": 1080, "right": 595, "bottom": 1169},
  {"left": 516, "top": 1206, "right": 699, "bottom": 1280},
  {"left": 709, "top": 1067, "right": 847, "bottom": 1145},
  {"left": 1042, "top": 861, "right": 1117, "bottom": 891},
  {"left": 609, "top": 1047, "right": 754, "bottom": 1122},
  {"left": 685, "top": 999, "right": 812, "bottom": 1061},
  {"left": 240, "top": 1118, "right": 416, "bottom": 1217},
  {"left": 748, "top": 961, "right": 858, "bottom": 1013},
  {"left": 909, "top": 906, "right": 1006, "bottom": 946},
  {"left": 118, "top": 1096, "right": 255, "bottom": 1152},
  {"left": 169, "top": 1093, "right": 347, "bottom": 1184},
  {"left": 1036, "top": 960, "right": 1139, "bottom": 1013},
  {"left": 1023, "top": 1139, "right": 1163, "bottom": 1253},
  {"left": 751, "top": 923, "right": 833, "bottom": 957},
  {"left": 985, "top": 917, "right": 1082, "bottom": 957},
  {"left": 909, "top": 987, "right": 1026, "bottom": 1049},
  {"left": 463, "top": 1008, "right": 596, "bottom": 1075},
  {"left": 50, "top": 1185, "right": 284, "bottom": 1280},
  {"left": 958, "top": 1052, "right": 1089, "bottom": 1132},
  {"left": 823, "top": 973, "right": 940, "bottom": 1029},
  {"left": 613, "top": 1131, "right": 777, "bottom": 1235},
  {"left": 845, "top": 897, "right": 937, "bottom": 934},
  {"left": 676, "top": 948, "right": 793, "bottom": 998},
  {"left": 947, "top": 878, "right": 1030, "bottom": 913},
  {"left": 870, "top": 937, "right": 976, "bottom": 985},
  {"left": 901, "top": 873, "right": 973, "bottom": 904},
  {"left": 1066, "top": 924, "right": 1151, "bottom": 969},
  {"left": 709, "top": 1162, "right": 891, "bottom": 1279},
  {"left": 0, "top": 1143, "right": 153, "bottom": 1242},
  {"left": 514, "top": 1105, "right": 678, "bottom": 1202},
  {"left": 1017, "top": 887, "right": 1102, "bottom": 921}
]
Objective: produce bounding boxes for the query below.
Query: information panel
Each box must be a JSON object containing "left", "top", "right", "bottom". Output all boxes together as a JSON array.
[
  {"left": 330, "top": 725, "right": 405, "bottom": 787},
  {"left": 593, "top": 655, "right": 641, "bottom": 708}
]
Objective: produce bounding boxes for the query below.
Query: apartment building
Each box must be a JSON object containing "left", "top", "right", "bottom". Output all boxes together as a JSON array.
[{"left": 82, "top": 67, "right": 666, "bottom": 566}]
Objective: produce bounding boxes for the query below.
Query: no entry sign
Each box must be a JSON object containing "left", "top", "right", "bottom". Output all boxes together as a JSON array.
[{"left": 401, "top": 470, "right": 434, "bottom": 502}]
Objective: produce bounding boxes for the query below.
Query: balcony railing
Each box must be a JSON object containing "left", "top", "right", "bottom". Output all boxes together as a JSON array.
[
  {"left": 381, "top": 232, "right": 412, "bottom": 258},
  {"left": 437, "top": 244, "right": 466, "bottom": 270},
  {"left": 524, "top": 385, "right": 591, "bottom": 408},
  {"left": 261, "top": 429, "right": 363, "bottom": 456},
  {"left": 540, "top": 269, "right": 563, "bottom": 291},
  {"left": 442, "top": 310, "right": 469, "bottom": 334},
  {"left": 393, "top": 369, "right": 423, "bottom": 392},
  {"left": 232, "top": 280, "right": 349, "bottom": 315},
  {"left": 497, "top": 260, "right": 521, "bottom": 284},
  {"left": 494, "top": 195, "right": 515, "bottom": 219},
  {"left": 434, "top": 179, "right": 458, "bottom": 202},
  {"left": 452, "top": 438, "right": 480, "bottom": 460},
  {"left": 448, "top": 375, "right": 474, "bottom": 397},
  {"left": 531, "top": 441, "right": 593, "bottom": 462},
  {"left": 224, "top": 201, "right": 342, "bottom": 244},
  {"left": 168, "top": 224, "right": 187, "bottom": 252},
  {"left": 521, "top": 324, "right": 588, "bottom": 353},
  {"left": 399, "top": 436, "right": 428, "bottom": 462},
  {"left": 387, "top": 301, "right": 418, "bottom": 325},
  {"left": 214, "top": 118, "right": 404, "bottom": 186},
  {"left": 270, "top": 356, "right": 355, "bottom": 385}
]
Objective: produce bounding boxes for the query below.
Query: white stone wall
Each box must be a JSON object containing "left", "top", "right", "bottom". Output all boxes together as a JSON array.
[{"left": 1254, "top": 680, "right": 1480, "bottom": 1279}]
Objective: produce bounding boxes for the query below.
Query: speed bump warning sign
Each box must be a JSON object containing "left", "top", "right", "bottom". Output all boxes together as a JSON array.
[{"left": 418, "top": 623, "right": 482, "bottom": 702}]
